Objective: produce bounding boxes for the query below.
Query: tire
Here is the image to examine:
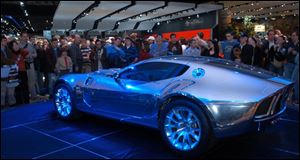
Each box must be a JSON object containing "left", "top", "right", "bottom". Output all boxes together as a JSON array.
[
  {"left": 53, "top": 83, "right": 80, "bottom": 120},
  {"left": 159, "top": 99, "right": 215, "bottom": 157}
]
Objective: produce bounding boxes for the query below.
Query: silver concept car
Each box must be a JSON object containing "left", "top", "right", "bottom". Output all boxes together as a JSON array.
[{"left": 53, "top": 56, "right": 293, "bottom": 156}]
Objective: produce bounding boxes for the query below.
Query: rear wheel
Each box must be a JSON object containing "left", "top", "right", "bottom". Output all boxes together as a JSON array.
[
  {"left": 53, "top": 84, "right": 80, "bottom": 119},
  {"left": 159, "top": 99, "right": 215, "bottom": 157}
]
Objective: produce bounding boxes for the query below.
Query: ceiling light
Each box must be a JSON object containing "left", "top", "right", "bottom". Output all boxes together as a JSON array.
[
  {"left": 140, "top": 14, "right": 142, "bottom": 17},
  {"left": 188, "top": 16, "right": 191, "bottom": 19},
  {"left": 20, "top": 1, "right": 24, "bottom": 7},
  {"left": 251, "top": 2, "right": 254, "bottom": 6},
  {"left": 197, "top": 14, "right": 199, "bottom": 18},
  {"left": 157, "top": 22, "right": 160, "bottom": 25}
]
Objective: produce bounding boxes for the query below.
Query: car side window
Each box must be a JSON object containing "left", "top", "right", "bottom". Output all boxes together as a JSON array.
[{"left": 119, "top": 62, "right": 189, "bottom": 82}]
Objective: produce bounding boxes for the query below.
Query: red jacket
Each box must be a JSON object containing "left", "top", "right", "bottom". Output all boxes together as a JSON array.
[{"left": 11, "top": 49, "right": 29, "bottom": 72}]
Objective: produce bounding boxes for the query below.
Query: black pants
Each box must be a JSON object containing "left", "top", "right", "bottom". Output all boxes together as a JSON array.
[{"left": 15, "top": 71, "right": 30, "bottom": 105}]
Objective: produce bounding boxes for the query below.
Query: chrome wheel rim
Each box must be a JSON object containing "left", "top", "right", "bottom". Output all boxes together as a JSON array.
[
  {"left": 164, "top": 107, "right": 201, "bottom": 151},
  {"left": 55, "top": 87, "right": 72, "bottom": 117}
]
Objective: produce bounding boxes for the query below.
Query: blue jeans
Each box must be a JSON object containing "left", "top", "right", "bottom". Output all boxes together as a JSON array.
[{"left": 283, "top": 63, "right": 295, "bottom": 80}]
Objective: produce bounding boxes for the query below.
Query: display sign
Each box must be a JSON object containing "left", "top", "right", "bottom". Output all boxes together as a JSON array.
[
  {"left": 162, "top": 29, "right": 212, "bottom": 40},
  {"left": 43, "top": 30, "right": 51, "bottom": 40},
  {"left": 153, "top": 11, "right": 217, "bottom": 33},
  {"left": 254, "top": 25, "right": 266, "bottom": 32}
]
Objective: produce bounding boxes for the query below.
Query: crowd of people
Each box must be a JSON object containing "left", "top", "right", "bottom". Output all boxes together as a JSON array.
[{"left": 1, "top": 29, "right": 299, "bottom": 108}]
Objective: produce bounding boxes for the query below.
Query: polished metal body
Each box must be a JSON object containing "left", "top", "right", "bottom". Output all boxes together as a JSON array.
[{"left": 54, "top": 56, "right": 293, "bottom": 138}]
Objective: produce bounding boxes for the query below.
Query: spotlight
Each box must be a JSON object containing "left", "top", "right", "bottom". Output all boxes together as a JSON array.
[
  {"left": 196, "top": 14, "right": 199, "bottom": 18},
  {"left": 140, "top": 14, "right": 142, "bottom": 17},
  {"left": 20, "top": 1, "right": 24, "bottom": 7},
  {"left": 157, "top": 22, "right": 160, "bottom": 25}
]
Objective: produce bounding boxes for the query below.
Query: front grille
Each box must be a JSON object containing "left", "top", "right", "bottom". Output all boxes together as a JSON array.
[
  {"left": 272, "top": 95, "right": 283, "bottom": 114},
  {"left": 255, "top": 96, "right": 274, "bottom": 117},
  {"left": 255, "top": 86, "right": 291, "bottom": 119}
]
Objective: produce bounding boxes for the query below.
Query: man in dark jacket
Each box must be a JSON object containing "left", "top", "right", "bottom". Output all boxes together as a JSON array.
[
  {"left": 122, "top": 37, "right": 138, "bottom": 66},
  {"left": 237, "top": 33, "right": 254, "bottom": 65},
  {"left": 168, "top": 33, "right": 182, "bottom": 55},
  {"left": 69, "top": 34, "right": 82, "bottom": 73},
  {"left": 43, "top": 38, "right": 59, "bottom": 97},
  {"left": 262, "top": 29, "right": 276, "bottom": 69}
]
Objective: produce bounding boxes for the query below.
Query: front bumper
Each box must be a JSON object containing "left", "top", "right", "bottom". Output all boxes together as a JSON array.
[{"left": 213, "top": 105, "right": 286, "bottom": 138}]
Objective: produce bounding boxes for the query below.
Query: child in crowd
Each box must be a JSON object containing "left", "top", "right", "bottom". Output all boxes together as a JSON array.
[{"left": 55, "top": 49, "right": 72, "bottom": 77}]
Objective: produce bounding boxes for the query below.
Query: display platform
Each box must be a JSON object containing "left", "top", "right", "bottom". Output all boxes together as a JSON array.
[{"left": 1, "top": 101, "right": 299, "bottom": 159}]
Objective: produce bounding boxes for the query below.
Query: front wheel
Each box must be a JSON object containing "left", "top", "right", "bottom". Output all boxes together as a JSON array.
[
  {"left": 53, "top": 83, "right": 80, "bottom": 120},
  {"left": 159, "top": 99, "right": 214, "bottom": 157}
]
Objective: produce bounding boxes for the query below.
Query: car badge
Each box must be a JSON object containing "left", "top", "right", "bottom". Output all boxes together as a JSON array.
[{"left": 192, "top": 68, "right": 205, "bottom": 78}]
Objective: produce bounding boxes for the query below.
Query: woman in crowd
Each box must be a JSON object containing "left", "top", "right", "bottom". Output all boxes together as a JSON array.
[
  {"left": 247, "top": 37, "right": 264, "bottom": 67},
  {"left": 1, "top": 35, "right": 17, "bottom": 107},
  {"left": 179, "top": 38, "right": 188, "bottom": 54},
  {"left": 138, "top": 39, "right": 152, "bottom": 61},
  {"left": 8, "top": 40, "right": 30, "bottom": 105},
  {"left": 232, "top": 46, "right": 242, "bottom": 63},
  {"left": 206, "top": 40, "right": 220, "bottom": 58}
]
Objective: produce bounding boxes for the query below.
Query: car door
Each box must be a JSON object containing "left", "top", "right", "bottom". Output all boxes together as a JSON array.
[
  {"left": 91, "top": 63, "right": 160, "bottom": 118},
  {"left": 88, "top": 61, "right": 189, "bottom": 118},
  {"left": 104, "top": 62, "right": 190, "bottom": 117}
]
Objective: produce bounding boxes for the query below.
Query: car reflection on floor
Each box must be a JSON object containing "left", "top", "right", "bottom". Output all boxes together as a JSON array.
[{"left": 1, "top": 101, "right": 299, "bottom": 159}]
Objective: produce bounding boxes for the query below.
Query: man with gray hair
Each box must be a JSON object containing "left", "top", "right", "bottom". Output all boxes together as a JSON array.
[{"left": 19, "top": 31, "right": 38, "bottom": 100}]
